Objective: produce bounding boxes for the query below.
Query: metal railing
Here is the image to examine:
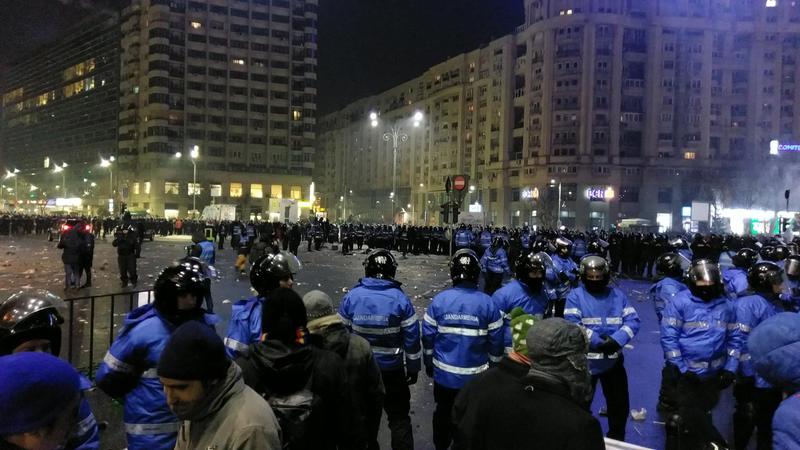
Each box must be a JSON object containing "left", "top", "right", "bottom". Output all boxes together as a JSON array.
[{"left": 64, "top": 289, "right": 154, "bottom": 377}]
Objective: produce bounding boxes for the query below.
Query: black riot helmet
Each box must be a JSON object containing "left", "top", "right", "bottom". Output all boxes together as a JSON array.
[
  {"left": 555, "top": 237, "right": 573, "bottom": 258},
  {"left": 515, "top": 251, "right": 551, "bottom": 291},
  {"left": 364, "top": 249, "right": 398, "bottom": 280},
  {"left": 450, "top": 249, "right": 481, "bottom": 285},
  {"left": 586, "top": 240, "right": 606, "bottom": 257},
  {"left": 772, "top": 245, "right": 790, "bottom": 262},
  {"left": 785, "top": 255, "right": 800, "bottom": 280},
  {"left": 685, "top": 259, "right": 723, "bottom": 302},
  {"left": 531, "top": 238, "right": 554, "bottom": 254},
  {"left": 251, "top": 252, "right": 296, "bottom": 297},
  {"left": 747, "top": 261, "right": 785, "bottom": 295},
  {"left": 153, "top": 263, "right": 207, "bottom": 323},
  {"left": 655, "top": 252, "right": 688, "bottom": 279},
  {"left": 491, "top": 236, "right": 504, "bottom": 250},
  {"left": 731, "top": 248, "right": 759, "bottom": 269},
  {"left": 579, "top": 255, "right": 610, "bottom": 294},
  {"left": 760, "top": 246, "right": 776, "bottom": 262},
  {"left": 670, "top": 237, "right": 689, "bottom": 250},
  {"left": 0, "top": 290, "right": 66, "bottom": 356}
]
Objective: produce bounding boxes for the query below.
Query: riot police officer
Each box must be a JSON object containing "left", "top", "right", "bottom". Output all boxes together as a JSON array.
[
  {"left": 224, "top": 252, "right": 297, "bottom": 358},
  {"left": 564, "top": 256, "right": 640, "bottom": 440},
  {"left": 422, "top": 249, "right": 503, "bottom": 449},
  {"left": 338, "top": 249, "right": 421, "bottom": 450},
  {"left": 0, "top": 290, "right": 100, "bottom": 450},
  {"left": 660, "top": 259, "right": 737, "bottom": 450},
  {"left": 112, "top": 224, "right": 139, "bottom": 288},
  {"left": 545, "top": 237, "right": 579, "bottom": 317},
  {"left": 480, "top": 236, "right": 510, "bottom": 295},
  {"left": 491, "top": 251, "right": 552, "bottom": 353},
  {"left": 96, "top": 263, "right": 220, "bottom": 450},
  {"left": 724, "top": 248, "right": 759, "bottom": 298}
]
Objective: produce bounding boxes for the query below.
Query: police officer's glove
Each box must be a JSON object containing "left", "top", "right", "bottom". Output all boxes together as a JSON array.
[
  {"left": 598, "top": 336, "right": 622, "bottom": 355},
  {"left": 557, "top": 272, "right": 570, "bottom": 283},
  {"left": 406, "top": 371, "right": 419, "bottom": 385},
  {"left": 718, "top": 370, "right": 736, "bottom": 389},
  {"left": 425, "top": 365, "right": 434, "bottom": 378}
]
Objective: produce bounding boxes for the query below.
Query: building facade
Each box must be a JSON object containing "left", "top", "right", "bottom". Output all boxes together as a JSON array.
[
  {"left": 317, "top": 0, "right": 800, "bottom": 230},
  {"left": 0, "top": 13, "right": 120, "bottom": 211},
  {"left": 119, "top": 0, "right": 318, "bottom": 219}
]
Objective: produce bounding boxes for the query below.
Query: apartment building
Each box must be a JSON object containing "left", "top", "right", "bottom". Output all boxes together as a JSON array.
[{"left": 317, "top": 0, "right": 800, "bottom": 230}]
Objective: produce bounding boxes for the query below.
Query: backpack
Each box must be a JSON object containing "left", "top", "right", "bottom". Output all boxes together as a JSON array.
[{"left": 264, "top": 374, "right": 320, "bottom": 449}]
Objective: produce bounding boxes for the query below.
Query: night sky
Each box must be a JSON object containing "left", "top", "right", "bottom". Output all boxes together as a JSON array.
[{"left": 0, "top": 0, "right": 524, "bottom": 114}]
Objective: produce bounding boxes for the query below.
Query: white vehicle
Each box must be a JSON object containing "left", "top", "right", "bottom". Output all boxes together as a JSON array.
[{"left": 201, "top": 204, "right": 237, "bottom": 221}]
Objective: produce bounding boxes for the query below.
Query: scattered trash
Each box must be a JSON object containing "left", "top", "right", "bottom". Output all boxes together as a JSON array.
[
  {"left": 630, "top": 408, "right": 647, "bottom": 421},
  {"left": 222, "top": 299, "right": 231, "bottom": 304}
]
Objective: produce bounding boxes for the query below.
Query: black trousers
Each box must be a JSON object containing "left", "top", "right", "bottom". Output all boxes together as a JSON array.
[
  {"left": 666, "top": 375, "right": 726, "bottom": 450},
  {"left": 591, "top": 359, "right": 630, "bottom": 441},
  {"left": 733, "top": 383, "right": 783, "bottom": 450},
  {"left": 659, "top": 363, "right": 681, "bottom": 413},
  {"left": 381, "top": 370, "right": 414, "bottom": 450},
  {"left": 433, "top": 383, "right": 459, "bottom": 450},
  {"left": 117, "top": 254, "right": 137, "bottom": 284}
]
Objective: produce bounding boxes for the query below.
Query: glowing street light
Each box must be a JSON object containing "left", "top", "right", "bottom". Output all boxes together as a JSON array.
[
  {"left": 100, "top": 156, "right": 116, "bottom": 202},
  {"left": 176, "top": 146, "right": 200, "bottom": 215}
]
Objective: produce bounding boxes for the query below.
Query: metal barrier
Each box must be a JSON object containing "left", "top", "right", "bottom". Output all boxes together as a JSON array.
[{"left": 64, "top": 289, "right": 154, "bottom": 377}]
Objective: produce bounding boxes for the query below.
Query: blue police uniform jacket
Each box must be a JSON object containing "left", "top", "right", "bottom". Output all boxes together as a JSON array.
[
  {"left": 480, "top": 247, "right": 509, "bottom": 274},
  {"left": 491, "top": 279, "right": 550, "bottom": 353},
  {"left": 479, "top": 231, "right": 493, "bottom": 248},
  {"left": 422, "top": 284, "right": 504, "bottom": 389},
  {"left": 564, "top": 286, "right": 640, "bottom": 375},
  {"left": 722, "top": 267, "right": 749, "bottom": 297},
  {"left": 197, "top": 240, "right": 216, "bottom": 266},
  {"left": 677, "top": 248, "right": 693, "bottom": 262},
  {"left": 731, "top": 293, "right": 793, "bottom": 388},
  {"left": 649, "top": 277, "right": 688, "bottom": 322},
  {"left": 224, "top": 296, "right": 262, "bottom": 358},
  {"left": 338, "top": 277, "right": 422, "bottom": 372},
  {"left": 774, "top": 394, "right": 800, "bottom": 450},
  {"left": 781, "top": 278, "right": 800, "bottom": 312},
  {"left": 573, "top": 239, "right": 587, "bottom": 259},
  {"left": 96, "top": 304, "right": 219, "bottom": 450},
  {"left": 67, "top": 375, "right": 100, "bottom": 450},
  {"left": 546, "top": 254, "right": 578, "bottom": 298},
  {"left": 660, "top": 291, "right": 737, "bottom": 378},
  {"left": 455, "top": 230, "right": 473, "bottom": 247}
]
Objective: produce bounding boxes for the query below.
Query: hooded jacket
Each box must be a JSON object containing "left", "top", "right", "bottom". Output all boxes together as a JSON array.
[
  {"left": 492, "top": 279, "right": 551, "bottom": 353},
  {"left": 173, "top": 363, "right": 281, "bottom": 450},
  {"left": 649, "top": 276, "right": 687, "bottom": 322},
  {"left": 722, "top": 267, "right": 749, "bottom": 297},
  {"left": 236, "top": 340, "right": 355, "bottom": 450},
  {"left": 309, "top": 320, "right": 385, "bottom": 449},
  {"left": 730, "top": 292, "right": 791, "bottom": 387}
]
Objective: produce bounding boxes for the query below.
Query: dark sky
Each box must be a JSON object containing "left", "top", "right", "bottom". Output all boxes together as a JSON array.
[{"left": 0, "top": 0, "right": 524, "bottom": 114}]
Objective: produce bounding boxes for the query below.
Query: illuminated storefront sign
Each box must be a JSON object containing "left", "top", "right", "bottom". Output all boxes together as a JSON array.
[
  {"left": 770, "top": 140, "right": 800, "bottom": 155},
  {"left": 586, "top": 186, "right": 615, "bottom": 201}
]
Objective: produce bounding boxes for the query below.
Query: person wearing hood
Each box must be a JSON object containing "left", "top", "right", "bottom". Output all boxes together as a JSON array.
[
  {"left": 422, "top": 249, "right": 504, "bottom": 450},
  {"left": 237, "top": 288, "right": 354, "bottom": 450},
  {"left": 660, "top": 259, "right": 737, "bottom": 450},
  {"left": 338, "top": 249, "right": 421, "bottom": 450},
  {"left": 451, "top": 318, "right": 603, "bottom": 450},
  {"left": 564, "top": 255, "right": 640, "bottom": 441},
  {"left": 158, "top": 321, "right": 281, "bottom": 450},
  {"left": 748, "top": 312, "right": 800, "bottom": 450},
  {"left": 95, "top": 262, "right": 220, "bottom": 450},
  {"left": 479, "top": 236, "right": 510, "bottom": 295},
  {"left": 303, "top": 289, "right": 385, "bottom": 450}
]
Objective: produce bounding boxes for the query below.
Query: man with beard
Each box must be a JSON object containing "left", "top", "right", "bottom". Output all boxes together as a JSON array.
[{"left": 95, "top": 262, "right": 219, "bottom": 450}]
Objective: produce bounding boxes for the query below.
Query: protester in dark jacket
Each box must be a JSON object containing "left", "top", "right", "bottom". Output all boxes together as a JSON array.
[
  {"left": 78, "top": 224, "right": 95, "bottom": 288},
  {"left": 236, "top": 288, "right": 355, "bottom": 450},
  {"left": 303, "top": 290, "right": 385, "bottom": 449},
  {"left": 57, "top": 222, "right": 84, "bottom": 290},
  {"left": 452, "top": 318, "right": 604, "bottom": 450}
]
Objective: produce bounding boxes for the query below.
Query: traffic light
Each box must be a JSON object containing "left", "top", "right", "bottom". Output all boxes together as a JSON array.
[
  {"left": 782, "top": 217, "right": 791, "bottom": 232},
  {"left": 440, "top": 203, "right": 450, "bottom": 224},
  {"left": 452, "top": 203, "right": 460, "bottom": 224}
]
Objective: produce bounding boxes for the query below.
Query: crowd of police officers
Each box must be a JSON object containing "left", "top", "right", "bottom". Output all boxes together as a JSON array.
[{"left": 4, "top": 214, "right": 800, "bottom": 449}]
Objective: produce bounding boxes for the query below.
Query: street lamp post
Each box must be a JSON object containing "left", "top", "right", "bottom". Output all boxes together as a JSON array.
[
  {"left": 175, "top": 146, "right": 199, "bottom": 217},
  {"left": 371, "top": 110, "right": 423, "bottom": 224},
  {"left": 53, "top": 163, "right": 68, "bottom": 198},
  {"left": 100, "top": 156, "right": 116, "bottom": 205},
  {"left": 4, "top": 169, "right": 20, "bottom": 208},
  {"left": 550, "top": 179, "right": 562, "bottom": 229}
]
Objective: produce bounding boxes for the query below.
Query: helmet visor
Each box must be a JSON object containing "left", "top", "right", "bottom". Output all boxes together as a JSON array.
[{"left": 0, "top": 290, "right": 66, "bottom": 331}]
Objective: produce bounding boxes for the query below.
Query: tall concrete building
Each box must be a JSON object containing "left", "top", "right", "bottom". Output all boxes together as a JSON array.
[
  {"left": 317, "top": 0, "right": 800, "bottom": 231},
  {"left": 119, "top": 0, "right": 318, "bottom": 219},
  {"left": 0, "top": 13, "right": 120, "bottom": 210}
]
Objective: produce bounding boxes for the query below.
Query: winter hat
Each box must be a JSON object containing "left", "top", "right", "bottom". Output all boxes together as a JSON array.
[
  {"left": 526, "top": 318, "right": 592, "bottom": 406},
  {"left": 262, "top": 288, "right": 308, "bottom": 345},
  {"left": 157, "top": 321, "right": 230, "bottom": 381},
  {"left": 509, "top": 307, "right": 538, "bottom": 356},
  {"left": 302, "top": 290, "right": 340, "bottom": 333},
  {"left": 0, "top": 352, "right": 80, "bottom": 435},
  {"left": 749, "top": 312, "right": 800, "bottom": 393}
]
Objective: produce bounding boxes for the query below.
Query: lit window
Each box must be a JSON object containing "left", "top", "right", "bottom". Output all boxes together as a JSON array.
[
  {"left": 164, "top": 181, "right": 180, "bottom": 195},
  {"left": 766, "top": 0, "right": 777, "bottom": 7},
  {"left": 271, "top": 184, "right": 283, "bottom": 198},
  {"left": 210, "top": 184, "right": 222, "bottom": 197},
  {"left": 292, "top": 110, "right": 302, "bottom": 121},
  {"left": 232, "top": 58, "right": 245, "bottom": 65},
  {"left": 191, "top": 21, "right": 202, "bottom": 29},
  {"left": 684, "top": 152, "right": 696, "bottom": 160},
  {"left": 133, "top": 182, "right": 140, "bottom": 195},
  {"left": 188, "top": 183, "right": 201, "bottom": 195},
  {"left": 290, "top": 185, "right": 302, "bottom": 200},
  {"left": 144, "top": 181, "right": 151, "bottom": 194},
  {"left": 230, "top": 182, "right": 243, "bottom": 197},
  {"left": 251, "top": 183, "right": 263, "bottom": 198}
]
